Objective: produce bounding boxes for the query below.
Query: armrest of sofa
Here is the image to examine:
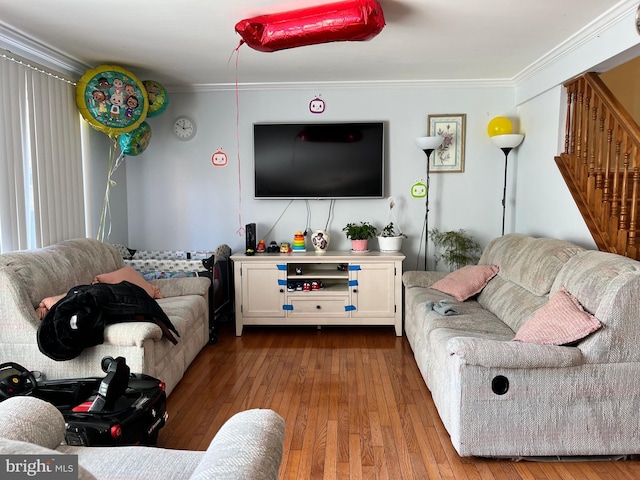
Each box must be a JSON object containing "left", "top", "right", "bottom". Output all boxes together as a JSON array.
[
  {"left": 152, "top": 276, "right": 211, "bottom": 298},
  {"left": 446, "top": 336, "right": 584, "bottom": 369},
  {"left": 189, "top": 409, "right": 285, "bottom": 480},
  {"left": 403, "top": 270, "right": 448, "bottom": 288},
  {"left": 0, "top": 396, "right": 65, "bottom": 449}
]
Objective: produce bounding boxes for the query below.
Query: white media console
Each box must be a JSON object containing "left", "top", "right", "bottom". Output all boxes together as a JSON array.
[{"left": 231, "top": 251, "right": 405, "bottom": 336}]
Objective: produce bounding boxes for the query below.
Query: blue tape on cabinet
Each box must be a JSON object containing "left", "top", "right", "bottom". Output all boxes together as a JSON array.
[
  {"left": 278, "top": 279, "right": 287, "bottom": 285},
  {"left": 277, "top": 264, "right": 287, "bottom": 270},
  {"left": 283, "top": 304, "right": 293, "bottom": 310},
  {"left": 345, "top": 305, "right": 356, "bottom": 311},
  {"left": 348, "top": 280, "right": 358, "bottom": 287},
  {"left": 348, "top": 265, "right": 361, "bottom": 271}
]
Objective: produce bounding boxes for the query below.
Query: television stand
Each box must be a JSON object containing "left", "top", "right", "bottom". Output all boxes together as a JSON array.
[{"left": 231, "top": 251, "right": 405, "bottom": 336}]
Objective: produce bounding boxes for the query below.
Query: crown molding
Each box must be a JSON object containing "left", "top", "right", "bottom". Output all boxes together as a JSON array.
[
  {"left": 513, "top": 0, "right": 637, "bottom": 87},
  {"left": 2, "top": 1, "right": 634, "bottom": 95},
  {"left": 0, "top": 22, "right": 87, "bottom": 79},
  {"left": 167, "top": 77, "right": 516, "bottom": 94}
]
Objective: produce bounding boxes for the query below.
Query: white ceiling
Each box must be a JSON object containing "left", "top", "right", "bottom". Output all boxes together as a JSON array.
[{"left": 0, "top": 0, "right": 630, "bottom": 88}]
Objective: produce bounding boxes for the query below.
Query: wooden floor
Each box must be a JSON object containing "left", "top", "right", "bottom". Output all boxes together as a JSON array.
[{"left": 158, "top": 321, "right": 640, "bottom": 479}]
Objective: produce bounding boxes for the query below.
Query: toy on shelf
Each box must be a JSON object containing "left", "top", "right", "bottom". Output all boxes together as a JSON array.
[
  {"left": 280, "top": 242, "right": 291, "bottom": 253},
  {"left": 256, "top": 239, "right": 266, "bottom": 253},
  {"left": 292, "top": 231, "right": 306, "bottom": 252}
]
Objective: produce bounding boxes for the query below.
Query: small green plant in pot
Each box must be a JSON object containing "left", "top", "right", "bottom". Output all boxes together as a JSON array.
[
  {"left": 378, "top": 222, "right": 407, "bottom": 252},
  {"left": 429, "top": 228, "right": 481, "bottom": 271},
  {"left": 343, "top": 222, "right": 377, "bottom": 251}
]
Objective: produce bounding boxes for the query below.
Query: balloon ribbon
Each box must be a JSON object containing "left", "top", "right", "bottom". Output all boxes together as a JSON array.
[{"left": 97, "top": 138, "right": 124, "bottom": 242}]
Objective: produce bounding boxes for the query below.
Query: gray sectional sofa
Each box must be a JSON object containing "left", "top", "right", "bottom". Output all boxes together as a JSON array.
[
  {"left": 403, "top": 233, "right": 640, "bottom": 457},
  {"left": 0, "top": 395, "right": 285, "bottom": 480},
  {"left": 0, "top": 238, "right": 213, "bottom": 396}
]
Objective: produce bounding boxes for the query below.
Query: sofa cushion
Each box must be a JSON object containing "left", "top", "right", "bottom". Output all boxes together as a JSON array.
[
  {"left": 478, "top": 234, "right": 583, "bottom": 296},
  {"left": 429, "top": 265, "right": 499, "bottom": 301},
  {"left": 94, "top": 266, "right": 163, "bottom": 299},
  {"left": 513, "top": 286, "right": 602, "bottom": 345}
]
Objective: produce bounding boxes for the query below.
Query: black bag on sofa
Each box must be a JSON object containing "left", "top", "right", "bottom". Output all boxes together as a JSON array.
[{"left": 37, "top": 281, "right": 180, "bottom": 361}]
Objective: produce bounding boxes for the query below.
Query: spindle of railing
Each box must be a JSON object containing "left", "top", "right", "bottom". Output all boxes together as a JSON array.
[
  {"left": 619, "top": 149, "right": 631, "bottom": 232},
  {"left": 561, "top": 72, "right": 640, "bottom": 257},
  {"left": 565, "top": 87, "right": 572, "bottom": 155},
  {"left": 629, "top": 168, "right": 639, "bottom": 256}
]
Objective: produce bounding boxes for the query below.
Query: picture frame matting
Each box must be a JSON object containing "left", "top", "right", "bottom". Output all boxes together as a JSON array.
[{"left": 427, "top": 114, "right": 466, "bottom": 173}]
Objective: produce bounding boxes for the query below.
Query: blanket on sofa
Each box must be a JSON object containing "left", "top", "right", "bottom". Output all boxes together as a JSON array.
[{"left": 37, "top": 281, "right": 180, "bottom": 361}]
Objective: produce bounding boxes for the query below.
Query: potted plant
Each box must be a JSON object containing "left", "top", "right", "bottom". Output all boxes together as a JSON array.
[
  {"left": 343, "top": 222, "right": 378, "bottom": 251},
  {"left": 429, "top": 228, "right": 481, "bottom": 271},
  {"left": 377, "top": 222, "right": 407, "bottom": 252}
]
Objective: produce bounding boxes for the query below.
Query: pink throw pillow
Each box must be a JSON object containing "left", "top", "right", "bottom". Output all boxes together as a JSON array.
[
  {"left": 429, "top": 265, "right": 499, "bottom": 301},
  {"left": 36, "top": 294, "right": 66, "bottom": 320},
  {"left": 513, "top": 286, "right": 602, "bottom": 345},
  {"left": 94, "top": 266, "right": 163, "bottom": 299}
]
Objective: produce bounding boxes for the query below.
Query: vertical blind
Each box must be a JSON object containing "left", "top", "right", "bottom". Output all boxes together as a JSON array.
[{"left": 0, "top": 54, "right": 85, "bottom": 253}]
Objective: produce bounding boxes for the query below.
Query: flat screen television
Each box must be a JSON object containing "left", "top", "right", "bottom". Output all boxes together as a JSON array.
[{"left": 253, "top": 122, "right": 385, "bottom": 199}]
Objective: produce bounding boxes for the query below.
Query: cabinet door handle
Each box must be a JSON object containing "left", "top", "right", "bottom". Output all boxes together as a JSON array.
[
  {"left": 316, "top": 305, "right": 321, "bottom": 310},
  {"left": 352, "top": 288, "right": 358, "bottom": 293},
  {"left": 279, "top": 288, "right": 284, "bottom": 293}
]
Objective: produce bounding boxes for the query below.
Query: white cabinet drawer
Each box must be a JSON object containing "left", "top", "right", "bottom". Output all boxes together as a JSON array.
[{"left": 287, "top": 296, "right": 350, "bottom": 317}]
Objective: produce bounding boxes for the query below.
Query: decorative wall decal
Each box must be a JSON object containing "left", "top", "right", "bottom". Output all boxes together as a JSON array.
[
  {"left": 212, "top": 148, "right": 228, "bottom": 167},
  {"left": 309, "top": 95, "right": 325, "bottom": 114},
  {"left": 411, "top": 178, "right": 427, "bottom": 198}
]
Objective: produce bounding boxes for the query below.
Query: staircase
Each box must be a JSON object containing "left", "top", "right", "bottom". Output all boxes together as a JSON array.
[{"left": 556, "top": 72, "right": 640, "bottom": 260}]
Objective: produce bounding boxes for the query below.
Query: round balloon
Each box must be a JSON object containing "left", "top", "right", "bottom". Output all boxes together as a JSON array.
[
  {"left": 119, "top": 122, "right": 152, "bottom": 156},
  {"left": 76, "top": 65, "right": 148, "bottom": 137},
  {"left": 487, "top": 116, "right": 513, "bottom": 137},
  {"left": 143, "top": 80, "right": 169, "bottom": 117}
]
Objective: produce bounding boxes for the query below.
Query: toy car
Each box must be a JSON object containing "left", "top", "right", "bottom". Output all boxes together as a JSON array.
[
  {"left": 0, "top": 357, "right": 167, "bottom": 447},
  {"left": 280, "top": 242, "right": 291, "bottom": 253}
]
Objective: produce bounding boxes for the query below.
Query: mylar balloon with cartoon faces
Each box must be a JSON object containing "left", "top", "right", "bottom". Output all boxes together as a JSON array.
[
  {"left": 119, "top": 121, "right": 152, "bottom": 156},
  {"left": 76, "top": 65, "right": 148, "bottom": 137},
  {"left": 143, "top": 80, "right": 169, "bottom": 117}
]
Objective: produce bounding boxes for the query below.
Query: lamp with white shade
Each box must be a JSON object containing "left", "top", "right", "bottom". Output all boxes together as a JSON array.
[
  {"left": 415, "top": 135, "right": 444, "bottom": 270},
  {"left": 491, "top": 133, "right": 524, "bottom": 236}
]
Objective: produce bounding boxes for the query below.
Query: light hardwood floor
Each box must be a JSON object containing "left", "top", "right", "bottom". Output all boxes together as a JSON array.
[{"left": 158, "top": 322, "right": 640, "bottom": 479}]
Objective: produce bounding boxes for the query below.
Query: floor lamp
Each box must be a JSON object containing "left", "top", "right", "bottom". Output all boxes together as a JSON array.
[
  {"left": 490, "top": 134, "right": 524, "bottom": 236},
  {"left": 415, "top": 136, "right": 444, "bottom": 270}
]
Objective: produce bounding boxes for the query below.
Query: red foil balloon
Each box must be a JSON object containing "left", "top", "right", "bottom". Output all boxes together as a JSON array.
[{"left": 235, "top": 0, "right": 385, "bottom": 52}]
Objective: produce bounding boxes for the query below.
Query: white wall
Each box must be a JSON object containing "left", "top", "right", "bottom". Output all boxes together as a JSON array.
[
  {"left": 125, "top": 85, "right": 515, "bottom": 270},
  {"left": 118, "top": 1, "right": 640, "bottom": 269},
  {"left": 513, "top": 87, "right": 596, "bottom": 249}
]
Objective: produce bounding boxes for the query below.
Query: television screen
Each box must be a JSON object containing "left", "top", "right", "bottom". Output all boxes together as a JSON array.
[{"left": 253, "top": 122, "right": 385, "bottom": 199}]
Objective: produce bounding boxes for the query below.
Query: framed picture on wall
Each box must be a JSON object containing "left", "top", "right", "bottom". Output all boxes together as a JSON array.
[{"left": 428, "top": 114, "right": 466, "bottom": 173}]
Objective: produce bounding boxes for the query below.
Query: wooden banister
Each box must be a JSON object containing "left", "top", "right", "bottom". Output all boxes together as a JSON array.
[{"left": 557, "top": 72, "right": 640, "bottom": 259}]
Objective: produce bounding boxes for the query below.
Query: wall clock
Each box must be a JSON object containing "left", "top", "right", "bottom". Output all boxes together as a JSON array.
[{"left": 173, "top": 116, "right": 197, "bottom": 141}]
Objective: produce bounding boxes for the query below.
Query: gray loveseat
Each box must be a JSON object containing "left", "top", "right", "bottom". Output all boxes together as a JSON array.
[
  {"left": 0, "top": 396, "right": 285, "bottom": 480},
  {"left": 403, "top": 233, "right": 640, "bottom": 457},
  {"left": 0, "top": 238, "right": 213, "bottom": 396}
]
